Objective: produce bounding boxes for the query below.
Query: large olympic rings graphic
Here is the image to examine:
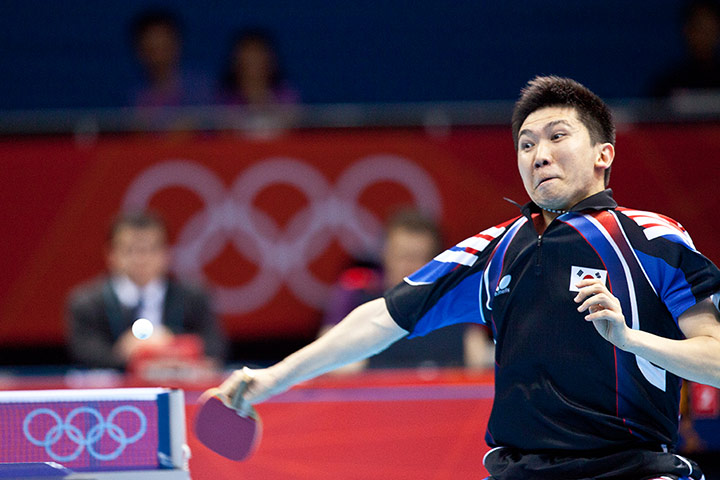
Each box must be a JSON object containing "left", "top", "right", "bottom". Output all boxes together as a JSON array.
[
  {"left": 122, "top": 155, "right": 442, "bottom": 313},
  {"left": 23, "top": 406, "right": 147, "bottom": 462}
]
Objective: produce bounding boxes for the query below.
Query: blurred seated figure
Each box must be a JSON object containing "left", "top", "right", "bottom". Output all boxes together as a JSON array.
[
  {"left": 651, "top": 0, "right": 720, "bottom": 97},
  {"left": 66, "top": 211, "right": 227, "bottom": 376},
  {"left": 217, "top": 28, "right": 300, "bottom": 107},
  {"left": 129, "top": 9, "right": 212, "bottom": 108},
  {"left": 677, "top": 296, "right": 720, "bottom": 477},
  {"left": 320, "top": 209, "right": 494, "bottom": 372}
]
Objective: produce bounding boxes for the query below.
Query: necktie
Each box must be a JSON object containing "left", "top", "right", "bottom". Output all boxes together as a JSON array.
[{"left": 131, "top": 294, "right": 144, "bottom": 321}]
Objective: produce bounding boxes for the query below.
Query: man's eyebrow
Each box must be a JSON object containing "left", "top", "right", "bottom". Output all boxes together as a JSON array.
[
  {"left": 546, "top": 119, "right": 573, "bottom": 130},
  {"left": 518, "top": 128, "right": 534, "bottom": 139},
  {"left": 518, "top": 119, "right": 574, "bottom": 139}
]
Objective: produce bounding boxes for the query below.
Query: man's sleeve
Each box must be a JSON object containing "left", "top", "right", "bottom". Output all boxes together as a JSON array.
[
  {"left": 660, "top": 246, "right": 720, "bottom": 319},
  {"left": 385, "top": 223, "right": 509, "bottom": 338},
  {"left": 619, "top": 210, "right": 720, "bottom": 320}
]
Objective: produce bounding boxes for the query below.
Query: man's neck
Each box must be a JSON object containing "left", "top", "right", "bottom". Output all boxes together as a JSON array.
[{"left": 531, "top": 210, "right": 556, "bottom": 234}]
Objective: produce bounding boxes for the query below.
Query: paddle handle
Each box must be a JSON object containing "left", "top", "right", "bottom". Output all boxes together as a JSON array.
[{"left": 230, "top": 366, "right": 254, "bottom": 412}]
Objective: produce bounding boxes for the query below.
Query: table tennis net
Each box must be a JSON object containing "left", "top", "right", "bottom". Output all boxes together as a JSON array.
[{"left": 0, "top": 388, "right": 183, "bottom": 472}]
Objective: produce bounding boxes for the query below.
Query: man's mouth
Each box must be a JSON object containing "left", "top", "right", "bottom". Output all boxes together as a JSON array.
[{"left": 537, "top": 176, "right": 558, "bottom": 187}]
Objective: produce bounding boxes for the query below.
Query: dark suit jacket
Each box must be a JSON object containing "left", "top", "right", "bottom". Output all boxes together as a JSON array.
[{"left": 67, "top": 276, "right": 227, "bottom": 369}]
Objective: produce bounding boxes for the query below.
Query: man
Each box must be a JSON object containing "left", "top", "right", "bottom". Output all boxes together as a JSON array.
[
  {"left": 220, "top": 76, "right": 720, "bottom": 479},
  {"left": 651, "top": 0, "right": 720, "bottom": 97},
  {"left": 67, "top": 211, "right": 227, "bottom": 369},
  {"left": 129, "top": 9, "right": 212, "bottom": 108}
]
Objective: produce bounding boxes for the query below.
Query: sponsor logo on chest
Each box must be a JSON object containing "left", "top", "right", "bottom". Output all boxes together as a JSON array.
[{"left": 494, "top": 274, "right": 512, "bottom": 297}]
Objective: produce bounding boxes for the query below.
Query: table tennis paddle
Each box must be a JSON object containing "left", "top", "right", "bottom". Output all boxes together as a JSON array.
[{"left": 194, "top": 368, "right": 262, "bottom": 461}]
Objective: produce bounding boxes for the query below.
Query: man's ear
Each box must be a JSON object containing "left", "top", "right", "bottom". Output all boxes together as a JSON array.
[{"left": 596, "top": 143, "right": 615, "bottom": 170}]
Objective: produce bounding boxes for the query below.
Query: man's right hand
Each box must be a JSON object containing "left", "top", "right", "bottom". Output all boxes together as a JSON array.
[{"left": 219, "top": 366, "right": 288, "bottom": 415}]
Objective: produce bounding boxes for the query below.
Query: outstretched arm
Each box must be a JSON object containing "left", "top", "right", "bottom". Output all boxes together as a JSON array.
[
  {"left": 575, "top": 278, "right": 720, "bottom": 388},
  {"left": 219, "top": 297, "right": 408, "bottom": 407}
]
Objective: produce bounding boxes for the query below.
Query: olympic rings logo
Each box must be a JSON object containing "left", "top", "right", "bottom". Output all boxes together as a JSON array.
[
  {"left": 122, "top": 155, "right": 442, "bottom": 313},
  {"left": 23, "top": 406, "right": 147, "bottom": 462}
]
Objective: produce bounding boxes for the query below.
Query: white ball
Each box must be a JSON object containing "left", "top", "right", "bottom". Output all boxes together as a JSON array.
[{"left": 132, "top": 318, "right": 154, "bottom": 340}]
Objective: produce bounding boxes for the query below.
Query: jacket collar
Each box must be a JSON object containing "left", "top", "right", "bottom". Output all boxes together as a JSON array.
[{"left": 518, "top": 188, "right": 617, "bottom": 218}]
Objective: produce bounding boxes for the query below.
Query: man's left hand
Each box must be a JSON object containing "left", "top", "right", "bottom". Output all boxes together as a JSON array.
[{"left": 574, "top": 278, "right": 630, "bottom": 349}]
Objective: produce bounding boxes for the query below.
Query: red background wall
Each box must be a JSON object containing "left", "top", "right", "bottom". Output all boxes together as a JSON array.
[{"left": 1, "top": 125, "right": 718, "bottom": 348}]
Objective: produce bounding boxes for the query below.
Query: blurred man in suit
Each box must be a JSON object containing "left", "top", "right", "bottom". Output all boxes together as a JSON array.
[{"left": 67, "top": 210, "right": 227, "bottom": 370}]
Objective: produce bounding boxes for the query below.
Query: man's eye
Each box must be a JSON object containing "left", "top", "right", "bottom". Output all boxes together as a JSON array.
[
  {"left": 520, "top": 141, "right": 533, "bottom": 150},
  {"left": 552, "top": 132, "right": 565, "bottom": 140}
]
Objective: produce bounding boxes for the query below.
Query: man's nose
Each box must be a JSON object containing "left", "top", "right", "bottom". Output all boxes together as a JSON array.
[{"left": 533, "top": 141, "right": 552, "bottom": 169}]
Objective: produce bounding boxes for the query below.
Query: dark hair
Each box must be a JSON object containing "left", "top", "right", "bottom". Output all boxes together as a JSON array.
[
  {"left": 108, "top": 210, "right": 168, "bottom": 245},
  {"left": 385, "top": 208, "right": 443, "bottom": 254},
  {"left": 683, "top": 0, "right": 720, "bottom": 25},
  {"left": 511, "top": 75, "right": 616, "bottom": 185},
  {"left": 130, "top": 9, "right": 181, "bottom": 44}
]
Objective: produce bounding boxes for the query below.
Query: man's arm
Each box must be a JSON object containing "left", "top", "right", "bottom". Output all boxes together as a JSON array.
[
  {"left": 218, "top": 297, "right": 408, "bottom": 405},
  {"left": 575, "top": 278, "right": 720, "bottom": 388}
]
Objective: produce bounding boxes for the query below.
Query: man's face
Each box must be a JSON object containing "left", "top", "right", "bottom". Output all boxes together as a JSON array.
[
  {"left": 107, "top": 226, "right": 170, "bottom": 287},
  {"left": 517, "top": 106, "right": 612, "bottom": 211},
  {"left": 382, "top": 227, "right": 437, "bottom": 287},
  {"left": 235, "top": 40, "right": 274, "bottom": 84},
  {"left": 137, "top": 24, "right": 180, "bottom": 76}
]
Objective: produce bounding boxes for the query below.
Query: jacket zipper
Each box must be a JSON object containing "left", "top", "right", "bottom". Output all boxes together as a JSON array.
[{"left": 535, "top": 234, "right": 543, "bottom": 276}]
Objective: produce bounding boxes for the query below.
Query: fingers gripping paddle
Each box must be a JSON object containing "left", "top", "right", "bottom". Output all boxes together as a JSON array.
[{"left": 194, "top": 368, "right": 262, "bottom": 461}]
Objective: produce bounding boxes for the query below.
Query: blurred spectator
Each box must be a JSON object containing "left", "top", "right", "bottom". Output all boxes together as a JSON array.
[
  {"left": 676, "top": 297, "right": 720, "bottom": 477},
  {"left": 320, "top": 208, "right": 494, "bottom": 372},
  {"left": 129, "top": 9, "right": 213, "bottom": 107},
  {"left": 651, "top": 0, "right": 720, "bottom": 97},
  {"left": 66, "top": 210, "right": 227, "bottom": 371},
  {"left": 217, "top": 28, "right": 300, "bottom": 107}
]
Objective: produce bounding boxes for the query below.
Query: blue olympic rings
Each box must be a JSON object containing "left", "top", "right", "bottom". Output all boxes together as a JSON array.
[{"left": 22, "top": 405, "right": 147, "bottom": 462}]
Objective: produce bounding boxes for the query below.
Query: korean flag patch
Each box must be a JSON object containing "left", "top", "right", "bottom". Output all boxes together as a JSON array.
[{"left": 569, "top": 266, "right": 607, "bottom": 292}]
